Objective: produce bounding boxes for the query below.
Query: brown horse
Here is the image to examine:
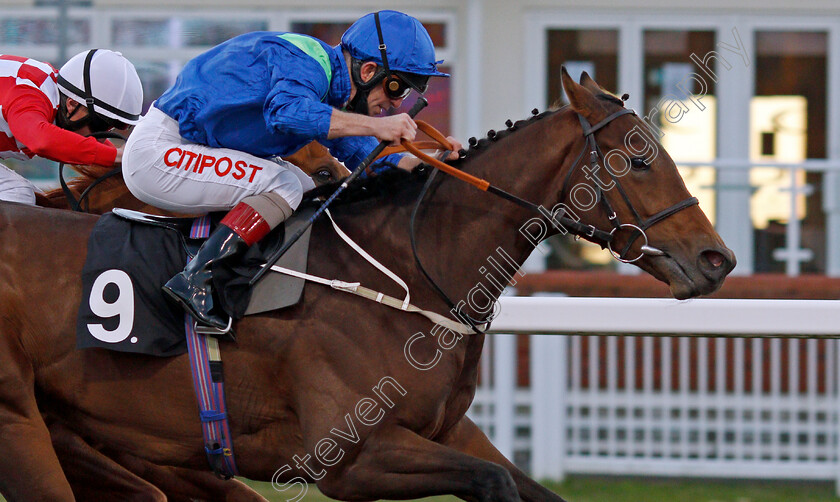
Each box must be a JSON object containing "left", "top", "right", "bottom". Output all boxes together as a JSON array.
[
  {"left": 36, "top": 140, "right": 350, "bottom": 215},
  {"left": 34, "top": 141, "right": 350, "bottom": 500},
  {"left": 0, "top": 69, "right": 734, "bottom": 501}
]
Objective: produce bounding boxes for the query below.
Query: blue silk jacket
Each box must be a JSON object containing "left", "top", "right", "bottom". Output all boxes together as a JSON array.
[{"left": 155, "top": 31, "right": 401, "bottom": 172}]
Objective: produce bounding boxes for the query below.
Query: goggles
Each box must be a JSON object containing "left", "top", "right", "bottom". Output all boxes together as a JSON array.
[{"left": 383, "top": 72, "right": 430, "bottom": 100}]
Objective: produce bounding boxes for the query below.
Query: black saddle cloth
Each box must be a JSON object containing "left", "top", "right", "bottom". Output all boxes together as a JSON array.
[{"left": 76, "top": 212, "right": 288, "bottom": 356}]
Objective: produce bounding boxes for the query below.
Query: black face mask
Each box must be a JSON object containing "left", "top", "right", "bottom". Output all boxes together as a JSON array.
[
  {"left": 346, "top": 11, "right": 393, "bottom": 116},
  {"left": 56, "top": 95, "right": 125, "bottom": 134},
  {"left": 345, "top": 89, "right": 370, "bottom": 116},
  {"left": 56, "top": 95, "right": 88, "bottom": 132}
]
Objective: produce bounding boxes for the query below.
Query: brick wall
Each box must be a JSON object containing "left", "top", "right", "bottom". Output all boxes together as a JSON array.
[{"left": 513, "top": 271, "right": 840, "bottom": 299}]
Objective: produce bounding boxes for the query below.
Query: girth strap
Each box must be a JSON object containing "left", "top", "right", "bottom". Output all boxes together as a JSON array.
[{"left": 185, "top": 216, "right": 239, "bottom": 479}]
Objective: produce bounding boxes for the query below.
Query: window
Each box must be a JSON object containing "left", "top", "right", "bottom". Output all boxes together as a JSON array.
[
  {"left": 644, "top": 30, "right": 717, "bottom": 224},
  {"left": 546, "top": 29, "right": 618, "bottom": 106},
  {"left": 111, "top": 18, "right": 268, "bottom": 48},
  {"left": 0, "top": 18, "right": 89, "bottom": 45},
  {"left": 545, "top": 28, "right": 619, "bottom": 268},
  {"left": 752, "top": 31, "right": 827, "bottom": 273}
]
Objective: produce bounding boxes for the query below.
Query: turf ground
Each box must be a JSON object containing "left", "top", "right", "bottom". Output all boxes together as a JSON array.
[
  {"left": 241, "top": 476, "right": 840, "bottom": 501},
  {"left": 3, "top": 476, "right": 838, "bottom": 500}
]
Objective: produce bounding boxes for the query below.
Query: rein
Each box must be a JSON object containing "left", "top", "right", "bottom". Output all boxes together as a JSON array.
[
  {"left": 402, "top": 112, "right": 698, "bottom": 261},
  {"left": 399, "top": 108, "right": 698, "bottom": 331},
  {"left": 58, "top": 131, "right": 125, "bottom": 212}
]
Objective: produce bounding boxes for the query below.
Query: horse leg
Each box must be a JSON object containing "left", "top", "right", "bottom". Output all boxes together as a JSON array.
[
  {"left": 315, "top": 425, "right": 520, "bottom": 502},
  {"left": 109, "top": 451, "right": 267, "bottom": 502},
  {"left": 48, "top": 420, "right": 166, "bottom": 502},
  {"left": 0, "top": 335, "right": 74, "bottom": 501},
  {"left": 48, "top": 418, "right": 265, "bottom": 502},
  {"left": 440, "top": 416, "right": 568, "bottom": 502}
]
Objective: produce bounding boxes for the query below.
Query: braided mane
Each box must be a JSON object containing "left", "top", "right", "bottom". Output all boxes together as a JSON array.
[{"left": 303, "top": 107, "right": 562, "bottom": 208}]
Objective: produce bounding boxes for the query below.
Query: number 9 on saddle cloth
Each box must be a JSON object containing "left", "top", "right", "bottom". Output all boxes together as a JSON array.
[{"left": 76, "top": 208, "right": 313, "bottom": 356}]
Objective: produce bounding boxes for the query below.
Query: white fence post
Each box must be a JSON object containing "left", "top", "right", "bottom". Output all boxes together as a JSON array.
[
  {"left": 530, "top": 334, "right": 566, "bottom": 481},
  {"left": 835, "top": 339, "right": 840, "bottom": 497},
  {"left": 493, "top": 334, "right": 517, "bottom": 462},
  {"left": 483, "top": 297, "right": 840, "bottom": 481}
]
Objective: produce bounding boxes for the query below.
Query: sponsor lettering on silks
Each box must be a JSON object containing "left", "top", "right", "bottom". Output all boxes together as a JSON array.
[{"left": 164, "top": 148, "right": 263, "bottom": 183}]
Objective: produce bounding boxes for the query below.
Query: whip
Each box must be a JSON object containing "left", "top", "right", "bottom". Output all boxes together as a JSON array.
[{"left": 249, "top": 97, "right": 428, "bottom": 286}]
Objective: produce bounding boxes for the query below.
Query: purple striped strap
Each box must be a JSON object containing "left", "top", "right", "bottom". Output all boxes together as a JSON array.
[{"left": 185, "top": 215, "right": 239, "bottom": 478}]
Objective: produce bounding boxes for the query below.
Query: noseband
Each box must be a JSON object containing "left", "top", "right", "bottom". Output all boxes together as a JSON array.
[
  {"left": 406, "top": 105, "right": 699, "bottom": 332},
  {"left": 558, "top": 108, "right": 698, "bottom": 262}
]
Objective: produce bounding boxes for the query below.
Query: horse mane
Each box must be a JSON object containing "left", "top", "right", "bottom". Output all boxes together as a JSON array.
[
  {"left": 303, "top": 107, "right": 563, "bottom": 209},
  {"left": 39, "top": 95, "right": 624, "bottom": 211}
]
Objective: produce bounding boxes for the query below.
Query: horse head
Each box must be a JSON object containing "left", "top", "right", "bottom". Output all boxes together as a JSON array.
[
  {"left": 553, "top": 67, "right": 735, "bottom": 298},
  {"left": 431, "top": 67, "right": 734, "bottom": 301},
  {"left": 283, "top": 141, "right": 351, "bottom": 186}
]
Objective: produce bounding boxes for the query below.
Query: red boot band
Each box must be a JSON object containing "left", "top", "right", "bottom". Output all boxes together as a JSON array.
[{"left": 220, "top": 203, "right": 271, "bottom": 246}]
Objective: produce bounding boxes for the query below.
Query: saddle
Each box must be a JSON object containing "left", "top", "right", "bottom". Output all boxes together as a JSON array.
[
  {"left": 75, "top": 207, "right": 314, "bottom": 356},
  {"left": 111, "top": 207, "right": 314, "bottom": 316}
]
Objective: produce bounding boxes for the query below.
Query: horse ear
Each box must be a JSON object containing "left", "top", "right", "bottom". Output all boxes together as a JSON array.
[
  {"left": 579, "top": 71, "right": 605, "bottom": 94},
  {"left": 561, "top": 66, "right": 608, "bottom": 123}
]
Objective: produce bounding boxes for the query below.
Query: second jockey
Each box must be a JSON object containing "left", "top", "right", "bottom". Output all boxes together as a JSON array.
[
  {"left": 122, "top": 10, "right": 462, "bottom": 330},
  {"left": 0, "top": 50, "right": 143, "bottom": 205}
]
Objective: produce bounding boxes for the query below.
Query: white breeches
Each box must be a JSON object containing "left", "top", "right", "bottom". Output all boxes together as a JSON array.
[
  {"left": 0, "top": 162, "right": 37, "bottom": 205},
  {"left": 122, "top": 106, "right": 314, "bottom": 214}
]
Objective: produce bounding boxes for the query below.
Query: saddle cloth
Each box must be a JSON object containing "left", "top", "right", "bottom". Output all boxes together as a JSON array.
[{"left": 76, "top": 207, "right": 314, "bottom": 356}]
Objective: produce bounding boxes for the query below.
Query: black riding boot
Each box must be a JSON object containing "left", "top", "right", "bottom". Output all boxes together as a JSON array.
[
  {"left": 163, "top": 202, "right": 271, "bottom": 329},
  {"left": 163, "top": 226, "right": 247, "bottom": 329}
]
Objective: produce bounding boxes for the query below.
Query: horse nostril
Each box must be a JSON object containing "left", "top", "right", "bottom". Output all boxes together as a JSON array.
[
  {"left": 703, "top": 250, "right": 726, "bottom": 268},
  {"left": 699, "top": 248, "right": 735, "bottom": 281}
]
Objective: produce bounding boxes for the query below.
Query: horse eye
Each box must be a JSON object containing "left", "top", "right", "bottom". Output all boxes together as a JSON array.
[
  {"left": 631, "top": 157, "right": 650, "bottom": 171},
  {"left": 314, "top": 169, "right": 332, "bottom": 181}
]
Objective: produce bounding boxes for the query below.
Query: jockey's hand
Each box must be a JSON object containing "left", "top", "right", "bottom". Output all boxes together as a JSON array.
[
  {"left": 373, "top": 113, "right": 418, "bottom": 145},
  {"left": 443, "top": 136, "right": 463, "bottom": 161},
  {"left": 114, "top": 143, "right": 124, "bottom": 165}
]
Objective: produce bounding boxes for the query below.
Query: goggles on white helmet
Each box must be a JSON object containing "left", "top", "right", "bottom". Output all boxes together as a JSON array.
[{"left": 56, "top": 49, "right": 143, "bottom": 131}]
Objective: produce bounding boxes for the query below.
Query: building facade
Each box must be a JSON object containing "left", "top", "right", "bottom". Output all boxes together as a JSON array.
[{"left": 3, "top": 0, "right": 840, "bottom": 275}]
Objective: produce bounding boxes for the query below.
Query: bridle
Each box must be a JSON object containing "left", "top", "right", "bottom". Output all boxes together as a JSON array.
[
  {"left": 404, "top": 105, "right": 698, "bottom": 331},
  {"left": 559, "top": 108, "right": 699, "bottom": 263}
]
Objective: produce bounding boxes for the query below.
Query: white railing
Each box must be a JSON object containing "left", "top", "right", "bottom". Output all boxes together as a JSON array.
[{"left": 469, "top": 296, "right": 840, "bottom": 493}]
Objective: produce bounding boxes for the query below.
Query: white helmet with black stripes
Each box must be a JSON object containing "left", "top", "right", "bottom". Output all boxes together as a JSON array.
[{"left": 57, "top": 49, "right": 143, "bottom": 128}]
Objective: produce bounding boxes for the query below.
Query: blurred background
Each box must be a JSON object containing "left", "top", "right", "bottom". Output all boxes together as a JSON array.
[
  {"left": 4, "top": 1, "right": 840, "bottom": 500},
  {"left": 4, "top": 0, "right": 840, "bottom": 278}
]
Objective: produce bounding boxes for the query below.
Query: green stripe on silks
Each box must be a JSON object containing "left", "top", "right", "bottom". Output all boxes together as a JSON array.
[{"left": 278, "top": 33, "right": 333, "bottom": 89}]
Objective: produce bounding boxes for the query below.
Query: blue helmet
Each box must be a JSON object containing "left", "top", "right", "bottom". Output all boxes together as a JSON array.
[{"left": 341, "top": 10, "right": 449, "bottom": 78}]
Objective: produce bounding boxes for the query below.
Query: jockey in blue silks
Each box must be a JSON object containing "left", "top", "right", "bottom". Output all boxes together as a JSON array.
[{"left": 122, "top": 10, "right": 462, "bottom": 330}]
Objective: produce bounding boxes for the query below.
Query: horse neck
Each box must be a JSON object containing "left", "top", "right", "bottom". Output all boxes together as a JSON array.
[
  {"left": 85, "top": 177, "right": 176, "bottom": 215},
  {"left": 420, "top": 115, "right": 577, "bottom": 309},
  {"left": 337, "top": 110, "right": 580, "bottom": 317},
  {"left": 85, "top": 178, "right": 140, "bottom": 214}
]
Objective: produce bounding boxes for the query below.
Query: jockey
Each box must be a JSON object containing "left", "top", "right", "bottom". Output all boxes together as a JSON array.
[
  {"left": 122, "top": 10, "right": 462, "bottom": 330},
  {"left": 0, "top": 50, "right": 143, "bottom": 205}
]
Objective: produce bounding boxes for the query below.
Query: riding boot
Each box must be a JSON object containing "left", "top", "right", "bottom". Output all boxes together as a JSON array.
[{"left": 163, "top": 202, "right": 271, "bottom": 329}]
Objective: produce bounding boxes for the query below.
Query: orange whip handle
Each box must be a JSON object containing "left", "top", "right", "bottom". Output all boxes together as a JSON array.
[{"left": 390, "top": 121, "right": 491, "bottom": 192}]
